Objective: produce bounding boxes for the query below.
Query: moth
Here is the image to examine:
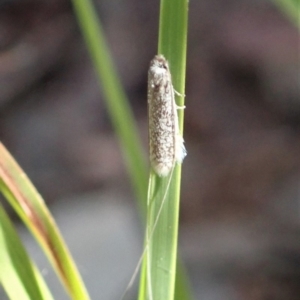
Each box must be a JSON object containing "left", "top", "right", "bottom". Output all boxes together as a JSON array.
[{"left": 148, "top": 54, "right": 186, "bottom": 176}]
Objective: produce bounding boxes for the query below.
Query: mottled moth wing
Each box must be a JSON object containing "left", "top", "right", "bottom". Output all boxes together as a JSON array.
[{"left": 148, "top": 54, "right": 185, "bottom": 176}]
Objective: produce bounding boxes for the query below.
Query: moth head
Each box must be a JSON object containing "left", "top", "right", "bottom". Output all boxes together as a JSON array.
[{"left": 149, "top": 54, "right": 169, "bottom": 75}]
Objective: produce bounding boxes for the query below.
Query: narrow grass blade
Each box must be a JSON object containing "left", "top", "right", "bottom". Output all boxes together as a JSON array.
[
  {"left": 0, "top": 205, "right": 54, "bottom": 300},
  {"left": 71, "top": 0, "right": 148, "bottom": 212},
  {"left": 139, "top": 0, "right": 190, "bottom": 299},
  {"left": 271, "top": 0, "right": 300, "bottom": 29},
  {"left": 0, "top": 143, "right": 90, "bottom": 300}
]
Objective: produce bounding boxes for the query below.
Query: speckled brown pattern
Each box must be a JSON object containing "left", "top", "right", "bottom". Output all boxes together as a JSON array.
[{"left": 148, "top": 55, "right": 186, "bottom": 176}]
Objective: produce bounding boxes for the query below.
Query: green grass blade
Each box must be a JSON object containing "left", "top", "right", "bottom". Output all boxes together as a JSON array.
[
  {"left": 270, "top": 0, "right": 300, "bottom": 29},
  {"left": 0, "top": 205, "right": 54, "bottom": 300},
  {"left": 0, "top": 143, "right": 90, "bottom": 300},
  {"left": 139, "top": 0, "right": 190, "bottom": 299},
  {"left": 71, "top": 0, "right": 148, "bottom": 212}
]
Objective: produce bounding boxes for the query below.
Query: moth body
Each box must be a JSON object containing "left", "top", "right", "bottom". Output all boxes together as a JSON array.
[{"left": 148, "top": 55, "right": 186, "bottom": 176}]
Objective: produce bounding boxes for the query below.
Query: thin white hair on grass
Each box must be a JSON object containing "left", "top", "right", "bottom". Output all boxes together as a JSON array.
[{"left": 120, "top": 167, "right": 175, "bottom": 300}]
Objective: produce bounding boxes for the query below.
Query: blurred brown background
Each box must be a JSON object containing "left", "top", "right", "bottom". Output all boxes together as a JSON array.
[{"left": 0, "top": 0, "right": 300, "bottom": 299}]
